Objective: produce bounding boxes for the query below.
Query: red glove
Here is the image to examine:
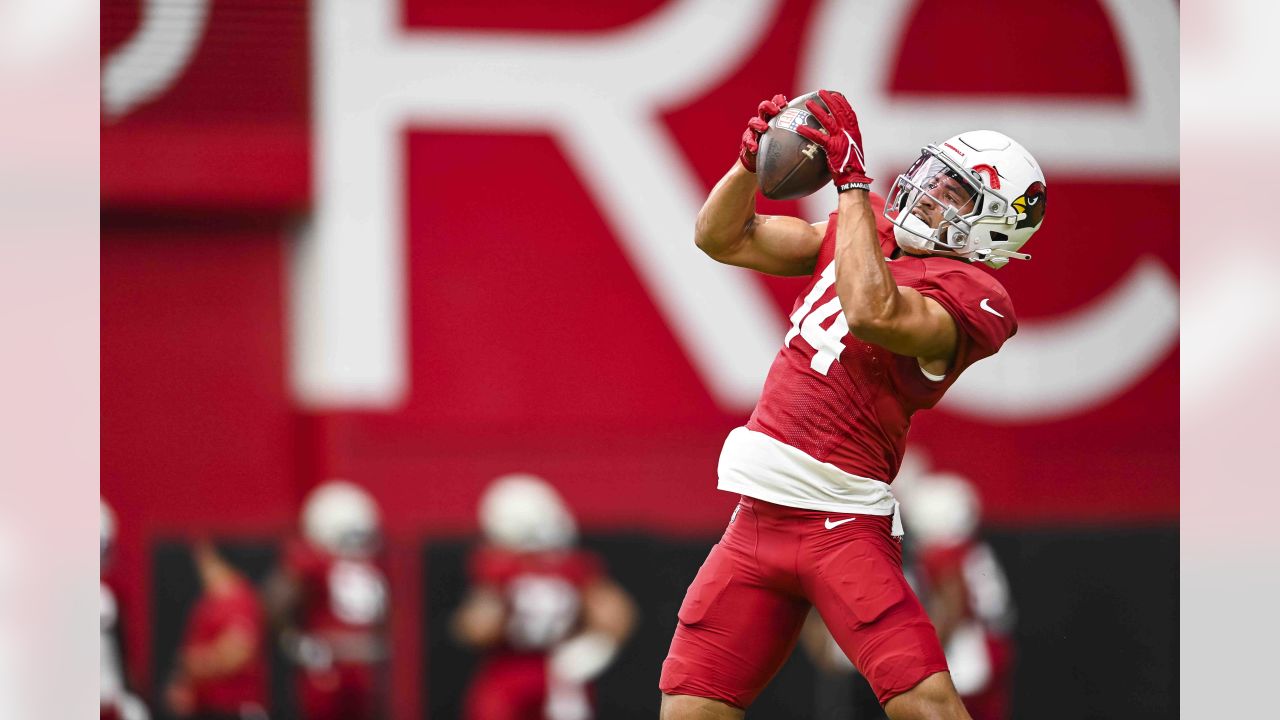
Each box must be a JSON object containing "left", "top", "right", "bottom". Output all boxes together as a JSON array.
[
  {"left": 796, "top": 89, "right": 874, "bottom": 192},
  {"left": 738, "top": 94, "right": 788, "bottom": 173}
]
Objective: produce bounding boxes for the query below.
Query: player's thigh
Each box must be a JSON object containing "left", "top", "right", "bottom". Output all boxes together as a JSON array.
[
  {"left": 807, "top": 535, "right": 949, "bottom": 706},
  {"left": 659, "top": 542, "right": 809, "bottom": 710}
]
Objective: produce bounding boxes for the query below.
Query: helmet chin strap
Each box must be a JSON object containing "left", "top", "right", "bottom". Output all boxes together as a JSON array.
[{"left": 978, "top": 247, "right": 1032, "bottom": 261}]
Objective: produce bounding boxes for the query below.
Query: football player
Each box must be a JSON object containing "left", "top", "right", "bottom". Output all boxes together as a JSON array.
[
  {"left": 265, "top": 480, "right": 389, "bottom": 720},
  {"left": 658, "top": 90, "right": 1046, "bottom": 720},
  {"left": 452, "top": 474, "right": 636, "bottom": 720},
  {"left": 164, "top": 540, "right": 269, "bottom": 720},
  {"left": 902, "top": 473, "right": 1015, "bottom": 720}
]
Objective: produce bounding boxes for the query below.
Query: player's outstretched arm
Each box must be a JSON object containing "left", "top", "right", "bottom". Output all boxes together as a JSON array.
[
  {"left": 834, "top": 191, "right": 958, "bottom": 362},
  {"left": 694, "top": 161, "right": 825, "bottom": 276},
  {"left": 798, "top": 90, "right": 959, "bottom": 365},
  {"left": 693, "top": 94, "right": 824, "bottom": 277}
]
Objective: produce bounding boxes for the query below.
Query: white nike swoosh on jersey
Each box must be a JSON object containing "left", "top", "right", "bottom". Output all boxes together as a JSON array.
[
  {"left": 824, "top": 517, "right": 856, "bottom": 530},
  {"left": 980, "top": 298, "right": 1004, "bottom": 318}
]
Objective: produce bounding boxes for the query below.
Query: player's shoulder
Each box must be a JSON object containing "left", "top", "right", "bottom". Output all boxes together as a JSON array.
[
  {"left": 919, "top": 258, "right": 1015, "bottom": 316},
  {"left": 562, "top": 547, "right": 605, "bottom": 581},
  {"left": 920, "top": 256, "right": 1008, "bottom": 291},
  {"left": 468, "top": 544, "right": 516, "bottom": 582}
]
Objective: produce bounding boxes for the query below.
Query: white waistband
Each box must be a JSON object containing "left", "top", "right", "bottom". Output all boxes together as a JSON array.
[{"left": 716, "top": 427, "right": 903, "bottom": 536}]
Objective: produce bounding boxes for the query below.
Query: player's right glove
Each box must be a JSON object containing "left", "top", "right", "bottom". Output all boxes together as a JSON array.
[
  {"left": 795, "top": 89, "right": 874, "bottom": 192},
  {"left": 738, "top": 93, "right": 788, "bottom": 173}
]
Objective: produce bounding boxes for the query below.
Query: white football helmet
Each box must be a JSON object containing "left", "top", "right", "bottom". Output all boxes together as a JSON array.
[
  {"left": 479, "top": 473, "right": 577, "bottom": 553},
  {"left": 903, "top": 472, "right": 980, "bottom": 546},
  {"left": 302, "top": 480, "right": 381, "bottom": 557},
  {"left": 885, "top": 130, "right": 1047, "bottom": 268}
]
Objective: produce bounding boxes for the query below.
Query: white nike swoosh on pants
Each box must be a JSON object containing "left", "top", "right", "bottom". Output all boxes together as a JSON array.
[{"left": 824, "top": 517, "right": 856, "bottom": 530}]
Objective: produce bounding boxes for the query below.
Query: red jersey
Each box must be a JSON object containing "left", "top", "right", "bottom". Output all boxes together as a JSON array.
[
  {"left": 468, "top": 546, "right": 602, "bottom": 652},
  {"left": 181, "top": 577, "right": 268, "bottom": 712},
  {"left": 286, "top": 540, "right": 389, "bottom": 636},
  {"left": 745, "top": 200, "right": 1017, "bottom": 484}
]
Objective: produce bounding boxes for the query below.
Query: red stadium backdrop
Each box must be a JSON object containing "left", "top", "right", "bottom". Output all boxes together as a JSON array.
[{"left": 101, "top": 1, "right": 1178, "bottom": 717}]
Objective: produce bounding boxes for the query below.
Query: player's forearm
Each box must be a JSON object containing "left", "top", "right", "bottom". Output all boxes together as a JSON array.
[
  {"left": 833, "top": 190, "right": 899, "bottom": 333},
  {"left": 693, "top": 162, "right": 759, "bottom": 258}
]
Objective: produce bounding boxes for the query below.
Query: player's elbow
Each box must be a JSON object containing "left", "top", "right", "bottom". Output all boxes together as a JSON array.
[
  {"left": 693, "top": 215, "right": 751, "bottom": 262},
  {"left": 846, "top": 321, "right": 892, "bottom": 349},
  {"left": 692, "top": 226, "right": 716, "bottom": 255},
  {"left": 692, "top": 224, "right": 725, "bottom": 259},
  {"left": 844, "top": 305, "right": 896, "bottom": 342}
]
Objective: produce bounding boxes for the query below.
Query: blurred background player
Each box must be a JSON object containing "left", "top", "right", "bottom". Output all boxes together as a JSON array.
[
  {"left": 102, "top": 500, "right": 150, "bottom": 720},
  {"left": 451, "top": 474, "right": 636, "bottom": 720},
  {"left": 266, "top": 480, "right": 389, "bottom": 720},
  {"left": 901, "top": 472, "right": 1014, "bottom": 720},
  {"left": 164, "top": 540, "right": 269, "bottom": 720}
]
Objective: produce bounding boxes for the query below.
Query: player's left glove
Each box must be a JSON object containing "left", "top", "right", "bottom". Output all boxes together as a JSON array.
[
  {"left": 795, "top": 89, "right": 874, "bottom": 193},
  {"left": 739, "top": 93, "right": 788, "bottom": 173}
]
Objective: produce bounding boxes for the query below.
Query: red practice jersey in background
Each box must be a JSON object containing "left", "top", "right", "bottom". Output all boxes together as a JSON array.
[
  {"left": 463, "top": 546, "right": 604, "bottom": 720},
  {"left": 286, "top": 542, "right": 389, "bottom": 720},
  {"left": 468, "top": 546, "right": 603, "bottom": 653},
  {"left": 180, "top": 576, "right": 268, "bottom": 713},
  {"left": 286, "top": 541, "right": 389, "bottom": 637}
]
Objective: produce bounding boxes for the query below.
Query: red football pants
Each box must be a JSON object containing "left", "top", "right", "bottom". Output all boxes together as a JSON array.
[{"left": 660, "top": 496, "right": 948, "bottom": 707}]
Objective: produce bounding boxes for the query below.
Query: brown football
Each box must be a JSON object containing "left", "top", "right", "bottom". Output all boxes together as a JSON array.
[{"left": 757, "top": 92, "right": 831, "bottom": 200}]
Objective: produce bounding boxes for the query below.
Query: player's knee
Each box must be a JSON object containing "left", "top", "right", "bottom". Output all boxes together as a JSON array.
[
  {"left": 659, "top": 693, "right": 744, "bottom": 720},
  {"left": 885, "top": 697, "right": 970, "bottom": 720},
  {"left": 884, "top": 673, "right": 972, "bottom": 720}
]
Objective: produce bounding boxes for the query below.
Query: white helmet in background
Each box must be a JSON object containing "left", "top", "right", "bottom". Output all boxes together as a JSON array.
[
  {"left": 101, "top": 499, "right": 117, "bottom": 565},
  {"left": 479, "top": 473, "right": 577, "bottom": 553},
  {"left": 885, "top": 130, "right": 1046, "bottom": 268},
  {"left": 302, "top": 480, "right": 381, "bottom": 557},
  {"left": 903, "top": 472, "right": 981, "bottom": 547}
]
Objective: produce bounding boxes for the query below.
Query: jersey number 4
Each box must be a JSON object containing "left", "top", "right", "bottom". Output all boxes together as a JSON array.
[{"left": 783, "top": 261, "right": 849, "bottom": 375}]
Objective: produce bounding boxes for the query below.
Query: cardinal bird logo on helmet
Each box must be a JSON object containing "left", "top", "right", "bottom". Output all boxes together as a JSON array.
[{"left": 1012, "top": 181, "right": 1046, "bottom": 230}]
